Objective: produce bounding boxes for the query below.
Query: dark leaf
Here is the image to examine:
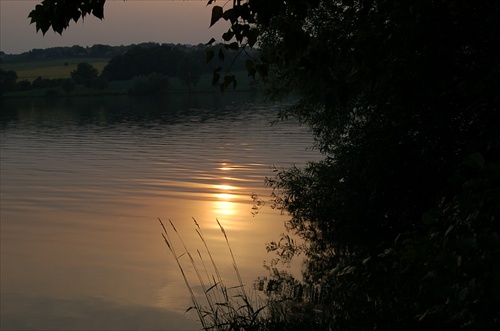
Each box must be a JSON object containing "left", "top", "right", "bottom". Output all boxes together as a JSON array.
[
  {"left": 246, "top": 28, "right": 259, "bottom": 48},
  {"left": 38, "top": 20, "right": 51, "bottom": 35},
  {"left": 222, "top": 8, "right": 237, "bottom": 23},
  {"left": 206, "top": 50, "right": 214, "bottom": 63},
  {"left": 210, "top": 6, "right": 223, "bottom": 27},
  {"left": 223, "top": 74, "right": 235, "bottom": 90},
  {"left": 226, "top": 42, "right": 239, "bottom": 51},
  {"left": 218, "top": 48, "right": 225, "bottom": 61},
  {"left": 92, "top": 3, "right": 105, "bottom": 20},
  {"left": 52, "top": 20, "right": 65, "bottom": 35},
  {"left": 245, "top": 59, "right": 255, "bottom": 72},
  {"left": 222, "top": 30, "right": 234, "bottom": 42},
  {"left": 245, "top": 59, "right": 257, "bottom": 79},
  {"left": 72, "top": 10, "right": 81, "bottom": 23},
  {"left": 212, "top": 67, "right": 222, "bottom": 86}
]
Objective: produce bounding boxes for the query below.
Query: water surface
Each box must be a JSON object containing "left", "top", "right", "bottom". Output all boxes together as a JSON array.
[{"left": 0, "top": 93, "right": 320, "bottom": 330}]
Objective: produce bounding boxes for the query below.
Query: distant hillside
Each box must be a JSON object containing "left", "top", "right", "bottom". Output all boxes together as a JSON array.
[{"left": 0, "top": 42, "right": 208, "bottom": 63}]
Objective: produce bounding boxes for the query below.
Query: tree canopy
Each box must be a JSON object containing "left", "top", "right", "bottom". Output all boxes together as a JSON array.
[
  {"left": 71, "top": 62, "right": 98, "bottom": 87},
  {"left": 101, "top": 45, "right": 186, "bottom": 81},
  {"left": 211, "top": 1, "right": 500, "bottom": 329},
  {"left": 29, "top": 0, "right": 500, "bottom": 329}
]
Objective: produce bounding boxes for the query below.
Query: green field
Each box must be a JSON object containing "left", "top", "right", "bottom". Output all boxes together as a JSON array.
[{"left": 0, "top": 58, "right": 110, "bottom": 82}]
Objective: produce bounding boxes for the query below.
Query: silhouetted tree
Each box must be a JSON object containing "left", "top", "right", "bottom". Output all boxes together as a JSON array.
[
  {"left": 210, "top": 1, "right": 500, "bottom": 329},
  {"left": 71, "top": 62, "right": 99, "bottom": 88}
]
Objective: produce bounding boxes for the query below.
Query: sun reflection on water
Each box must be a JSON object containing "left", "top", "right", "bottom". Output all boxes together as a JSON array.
[
  {"left": 212, "top": 165, "right": 242, "bottom": 219},
  {"left": 213, "top": 185, "right": 238, "bottom": 216},
  {"left": 214, "top": 199, "right": 236, "bottom": 216}
]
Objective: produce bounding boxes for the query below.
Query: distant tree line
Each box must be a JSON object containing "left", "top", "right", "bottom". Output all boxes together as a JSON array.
[
  {"left": 1, "top": 42, "right": 255, "bottom": 97},
  {"left": 0, "top": 42, "right": 253, "bottom": 72},
  {"left": 1, "top": 45, "right": 118, "bottom": 64},
  {"left": 102, "top": 44, "right": 189, "bottom": 80},
  {"left": 101, "top": 43, "right": 251, "bottom": 81},
  {"left": 1, "top": 42, "right": 156, "bottom": 62}
]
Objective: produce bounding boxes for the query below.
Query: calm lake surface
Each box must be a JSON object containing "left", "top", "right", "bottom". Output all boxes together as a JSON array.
[{"left": 0, "top": 93, "right": 320, "bottom": 330}]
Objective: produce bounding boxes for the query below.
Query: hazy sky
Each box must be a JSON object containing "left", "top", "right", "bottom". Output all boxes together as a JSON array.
[{"left": 0, "top": 0, "right": 229, "bottom": 54}]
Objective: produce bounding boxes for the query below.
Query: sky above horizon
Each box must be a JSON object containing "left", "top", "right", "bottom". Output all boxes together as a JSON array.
[{"left": 0, "top": 0, "right": 229, "bottom": 54}]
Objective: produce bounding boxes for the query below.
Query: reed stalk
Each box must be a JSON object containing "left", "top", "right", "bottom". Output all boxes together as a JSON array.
[{"left": 159, "top": 217, "right": 269, "bottom": 330}]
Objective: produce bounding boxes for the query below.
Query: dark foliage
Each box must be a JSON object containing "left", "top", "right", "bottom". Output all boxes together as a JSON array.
[
  {"left": 177, "top": 55, "right": 202, "bottom": 91},
  {"left": 30, "top": 76, "right": 64, "bottom": 90},
  {"left": 15, "top": 80, "right": 33, "bottom": 92},
  {"left": 60, "top": 78, "right": 76, "bottom": 94},
  {"left": 102, "top": 45, "right": 185, "bottom": 81},
  {"left": 70, "top": 62, "right": 99, "bottom": 87},
  {"left": 29, "top": 0, "right": 105, "bottom": 35},
  {"left": 0, "top": 69, "right": 18, "bottom": 96},
  {"left": 210, "top": 0, "right": 500, "bottom": 329},
  {"left": 129, "top": 73, "right": 169, "bottom": 96},
  {"left": 100, "top": 43, "right": 250, "bottom": 82}
]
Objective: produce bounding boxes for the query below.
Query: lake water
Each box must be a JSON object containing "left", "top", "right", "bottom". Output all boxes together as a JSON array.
[{"left": 0, "top": 93, "right": 321, "bottom": 330}]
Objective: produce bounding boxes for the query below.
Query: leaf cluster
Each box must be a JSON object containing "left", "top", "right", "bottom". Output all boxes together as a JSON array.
[
  {"left": 29, "top": 0, "right": 106, "bottom": 34},
  {"left": 206, "top": 1, "right": 276, "bottom": 91}
]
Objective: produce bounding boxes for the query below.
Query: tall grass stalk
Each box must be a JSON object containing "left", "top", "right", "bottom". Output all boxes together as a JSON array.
[
  {"left": 159, "top": 218, "right": 208, "bottom": 330},
  {"left": 159, "top": 218, "right": 268, "bottom": 330}
]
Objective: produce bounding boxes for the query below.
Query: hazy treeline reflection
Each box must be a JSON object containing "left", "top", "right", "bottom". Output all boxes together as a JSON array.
[{"left": 0, "top": 91, "right": 263, "bottom": 128}]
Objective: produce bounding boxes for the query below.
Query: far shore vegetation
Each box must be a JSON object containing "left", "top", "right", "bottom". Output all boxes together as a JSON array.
[{"left": 0, "top": 43, "right": 259, "bottom": 98}]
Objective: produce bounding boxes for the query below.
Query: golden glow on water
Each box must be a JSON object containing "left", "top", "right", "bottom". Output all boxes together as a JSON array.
[
  {"left": 213, "top": 189, "right": 238, "bottom": 216},
  {"left": 216, "top": 192, "right": 235, "bottom": 200},
  {"left": 215, "top": 184, "right": 237, "bottom": 191},
  {"left": 214, "top": 200, "right": 236, "bottom": 215},
  {"left": 211, "top": 166, "right": 241, "bottom": 218}
]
